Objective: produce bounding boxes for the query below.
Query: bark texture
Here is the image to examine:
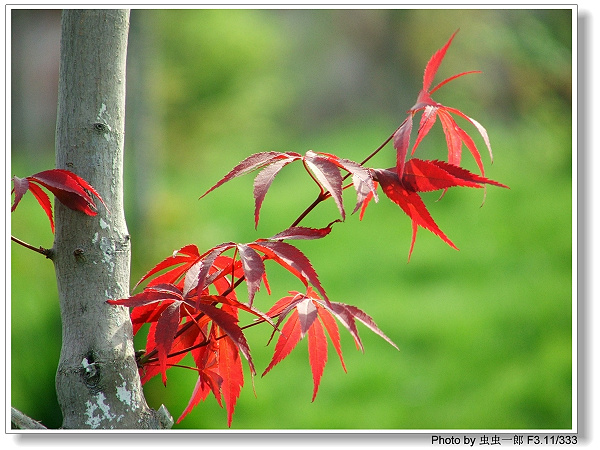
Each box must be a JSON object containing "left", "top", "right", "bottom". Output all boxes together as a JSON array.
[{"left": 52, "top": 9, "right": 171, "bottom": 429}]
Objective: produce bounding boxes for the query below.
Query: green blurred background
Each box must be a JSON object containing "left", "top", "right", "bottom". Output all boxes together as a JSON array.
[{"left": 10, "top": 8, "right": 573, "bottom": 430}]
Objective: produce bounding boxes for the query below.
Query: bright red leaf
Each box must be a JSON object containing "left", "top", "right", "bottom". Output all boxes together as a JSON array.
[
  {"left": 217, "top": 327, "right": 244, "bottom": 427},
  {"left": 108, "top": 283, "right": 258, "bottom": 388},
  {"left": 11, "top": 169, "right": 107, "bottom": 233},
  {"left": 262, "top": 288, "right": 397, "bottom": 402},
  {"left": 370, "top": 160, "right": 508, "bottom": 260},
  {"left": 177, "top": 301, "right": 245, "bottom": 426},
  {"left": 135, "top": 244, "right": 202, "bottom": 289},
  {"left": 106, "top": 224, "right": 337, "bottom": 424}
]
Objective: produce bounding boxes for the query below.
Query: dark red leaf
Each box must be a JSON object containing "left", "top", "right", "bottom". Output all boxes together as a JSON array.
[
  {"left": 393, "top": 116, "right": 413, "bottom": 178},
  {"left": 236, "top": 244, "right": 265, "bottom": 306},
  {"left": 296, "top": 296, "right": 318, "bottom": 338},
  {"left": 268, "top": 225, "right": 334, "bottom": 241},
  {"left": 201, "top": 151, "right": 301, "bottom": 199},
  {"left": 11, "top": 176, "right": 29, "bottom": 212},
  {"left": 351, "top": 170, "right": 379, "bottom": 215},
  {"left": 141, "top": 315, "right": 208, "bottom": 384},
  {"left": 198, "top": 295, "right": 274, "bottom": 327},
  {"left": 303, "top": 151, "right": 345, "bottom": 219},
  {"left": 12, "top": 170, "right": 105, "bottom": 233},
  {"left": 155, "top": 302, "right": 182, "bottom": 385},
  {"left": 253, "top": 157, "right": 297, "bottom": 228},
  {"left": 188, "top": 243, "right": 236, "bottom": 298},
  {"left": 130, "top": 302, "right": 172, "bottom": 335},
  {"left": 324, "top": 301, "right": 398, "bottom": 353},
  {"left": 307, "top": 151, "right": 378, "bottom": 216},
  {"left": 182, "top": 259, "right": 204, "bottom": 298},
  {"left": 337, "top": 303, "right": 399, "bottom": 351},
  {"left": 107, "top": 283, "right": 184, "bottom": 308}
]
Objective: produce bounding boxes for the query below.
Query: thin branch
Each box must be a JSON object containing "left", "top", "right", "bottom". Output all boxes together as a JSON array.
[
  {"left": 11, "top": 235, "right": 53, "bottom": 259},
  {"left": 358, "top": 127, "right": 397, "bottom": 167},
  {"left": 11, "top": 407, "right": 47, "bottom": 430}
]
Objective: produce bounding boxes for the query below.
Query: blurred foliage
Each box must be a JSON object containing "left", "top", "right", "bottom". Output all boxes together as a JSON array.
[{"left": 11, "top": 8, "right": 572, "bottom": 430}]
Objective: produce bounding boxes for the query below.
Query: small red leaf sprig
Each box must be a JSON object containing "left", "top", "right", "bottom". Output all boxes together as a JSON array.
[
  {"left": 393, "top": 29, "right": 492, "bottom": 179},
  {"left": 106, "top": 30, "right": 508, "bottom": 426},
  {"left": 200, "top": 150, "right": 378, "bottom": 227},
  {"left": 263, "top": 287, "right": 398, "bottom": 402},
  {"left": 11, "top": 169, "right": 107, "bottom": 233}
]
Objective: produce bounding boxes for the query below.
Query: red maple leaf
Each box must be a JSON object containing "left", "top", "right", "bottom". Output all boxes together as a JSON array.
[
  {"left": 201, "top": 150, "right": 377, "bottom": 227},
  {"left": 177, "top": 337, "right": 223, "bottom": 421},
  {"left": 368, "top": 159, "right": 508, "bottom": 260},
  {"left": 393, "top": 30, "right": 492, "bottom": 179},
  {"left": 262, "top": 288, "right": 398, "bottom": 401},
  {"left": 11, "top": 169, "right": 107, "bottom": 233},
  {"left": 177, "top": 301, "right": 245, "bottom": 427}
]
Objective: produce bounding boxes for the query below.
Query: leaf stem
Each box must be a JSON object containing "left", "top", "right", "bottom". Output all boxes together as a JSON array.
[
  {"left": 11, "top": 235, "right": 53, "bottom": 259},
  {"left": 358, "top": 128, "right": 397, "bottom": 167},
  {"left": 290, "top": 194, "right": 325, "bottom": 228}
]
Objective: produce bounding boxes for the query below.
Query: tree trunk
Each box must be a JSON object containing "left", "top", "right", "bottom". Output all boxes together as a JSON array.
[{"left": 52, "top": 9, "right": 171, "bottom": 429}]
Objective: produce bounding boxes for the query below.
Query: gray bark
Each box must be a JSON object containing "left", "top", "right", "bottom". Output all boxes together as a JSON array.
[{"left": 52, "top": 9, "right": 171, "bottom": 429}]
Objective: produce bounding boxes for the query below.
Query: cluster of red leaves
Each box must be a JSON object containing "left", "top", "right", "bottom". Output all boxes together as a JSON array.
[
  {"left": 11, "top": 169, "right": 107, "bottom": 232},
  {"left": 108, "top": 224, "right": 396, "bottom": 425},
  {"left": 364, "top": 29, "right": 509, "bottom": 260}
]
